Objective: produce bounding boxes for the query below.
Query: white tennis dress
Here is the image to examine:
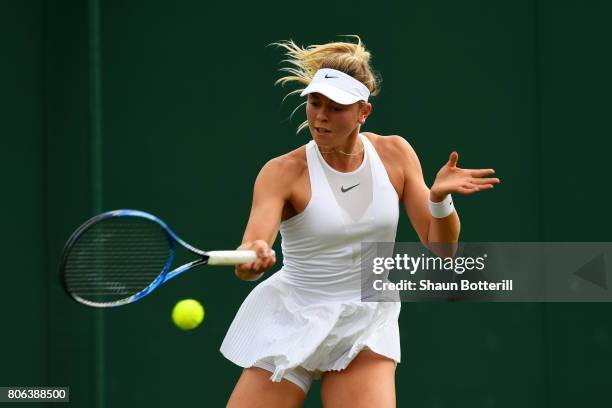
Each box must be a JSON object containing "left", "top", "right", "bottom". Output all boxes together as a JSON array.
[{"left": 220, "top": 133, "right": 401, "bottom": 383}]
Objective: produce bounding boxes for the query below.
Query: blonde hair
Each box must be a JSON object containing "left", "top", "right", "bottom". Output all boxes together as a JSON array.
[{"left": 272, "top": 35, "right": 380, "bottom": 133}]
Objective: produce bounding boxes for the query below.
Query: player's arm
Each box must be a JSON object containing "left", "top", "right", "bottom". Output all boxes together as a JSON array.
[
  {"left": 235, "top": 157, "right": 292, "bottom": 281},
  {"left": 394, "top": 136, "right": 460, "bottom": 257}
]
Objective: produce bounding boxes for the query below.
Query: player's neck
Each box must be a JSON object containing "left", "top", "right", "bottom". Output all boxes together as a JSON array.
[{"left": 316, "top": 131, "right": 364, "bottom": 172}]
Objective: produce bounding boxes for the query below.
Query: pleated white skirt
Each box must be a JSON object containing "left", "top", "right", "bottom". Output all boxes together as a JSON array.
[{"left": 220, "top": 270, "right": 401, "bottom": 382}]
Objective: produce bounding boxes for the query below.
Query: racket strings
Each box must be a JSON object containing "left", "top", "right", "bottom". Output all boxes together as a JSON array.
[{"left": 63, "top": 216, "right": 171, "bottom": 303}]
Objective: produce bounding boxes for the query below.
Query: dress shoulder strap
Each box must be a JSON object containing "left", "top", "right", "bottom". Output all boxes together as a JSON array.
[
  {"left": 305, "top": 140, "right": 326, "bottom": 198},
  {"left": 359, "top": 134, "right": 394, "bottom": 188}
]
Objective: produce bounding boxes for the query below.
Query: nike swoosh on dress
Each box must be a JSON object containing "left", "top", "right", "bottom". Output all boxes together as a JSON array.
[{"left": 340, "top": 183, "right": 360, "bottom": 193}]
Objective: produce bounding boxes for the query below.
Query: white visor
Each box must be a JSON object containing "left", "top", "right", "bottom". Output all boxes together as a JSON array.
[{"left": 300, "top": 68, "right": 370, "bottom": 105}]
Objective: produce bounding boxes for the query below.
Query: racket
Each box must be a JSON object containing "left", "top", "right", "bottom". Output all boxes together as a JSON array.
[{"left": 59, "top": 209, "right": 261, "bottom": 308}]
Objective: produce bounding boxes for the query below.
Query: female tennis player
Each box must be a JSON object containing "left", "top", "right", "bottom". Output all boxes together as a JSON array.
[{"left": 220, "top": 36, "right": 499, "bottom": 407}]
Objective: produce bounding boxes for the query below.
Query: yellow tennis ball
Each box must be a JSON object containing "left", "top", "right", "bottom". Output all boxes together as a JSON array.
[{"left": 172, "top": 299, "right": 205, "bottom": 330}]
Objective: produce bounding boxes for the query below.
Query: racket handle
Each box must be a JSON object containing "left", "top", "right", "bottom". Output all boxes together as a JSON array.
[{"left": 207, "top": 250, "right": 269, "bottom": 265}]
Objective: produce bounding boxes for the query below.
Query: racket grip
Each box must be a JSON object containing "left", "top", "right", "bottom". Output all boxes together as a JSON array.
[{"left": 207, "top": 250, "right": 269, "bottom": 265}]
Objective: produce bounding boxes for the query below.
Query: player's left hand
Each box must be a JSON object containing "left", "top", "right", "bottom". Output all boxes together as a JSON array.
[{"left": 430, "top": 151, "right": 500, "bottom": 201}]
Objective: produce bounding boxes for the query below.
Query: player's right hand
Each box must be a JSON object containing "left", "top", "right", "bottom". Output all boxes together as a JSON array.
[{"left": 234, "top": 240, "right": 276, "bottom": 281}]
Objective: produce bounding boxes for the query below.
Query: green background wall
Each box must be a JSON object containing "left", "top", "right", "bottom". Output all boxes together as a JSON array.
[{"left": 2, "top": 0, "right": 611, "bottom": 406}]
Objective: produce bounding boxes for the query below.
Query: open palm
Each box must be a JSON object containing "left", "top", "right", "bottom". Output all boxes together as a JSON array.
[{"left": 431, "top": 151, "right": 500, "bottom": 200}]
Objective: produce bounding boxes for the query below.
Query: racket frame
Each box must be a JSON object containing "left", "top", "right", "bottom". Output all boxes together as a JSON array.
[{"left": 60, "top": 209, "right": 211, "bottom": 308}]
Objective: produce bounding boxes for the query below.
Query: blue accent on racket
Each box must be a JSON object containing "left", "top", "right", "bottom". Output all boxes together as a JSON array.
[{"left": 59, "top": 209, "right": 257, "bottom": 308}]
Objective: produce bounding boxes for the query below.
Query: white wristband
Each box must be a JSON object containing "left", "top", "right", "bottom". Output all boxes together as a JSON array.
[{"left": 429, "top": 194, "right": 454, "bottom": 218}]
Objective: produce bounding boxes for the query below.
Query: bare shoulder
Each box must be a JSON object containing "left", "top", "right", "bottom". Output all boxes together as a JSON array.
[
  {"left": 263, "top": 145, "right": 307, "bottom": 176},
  {"left": 256, "top": 145, "right": 308, "bottom": 188},
  {"left": 362, "top": 132, "right": 419, "bottom": 167},
  {"left": 362, "top": 132, "right": 422, "bottom": 199}
]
